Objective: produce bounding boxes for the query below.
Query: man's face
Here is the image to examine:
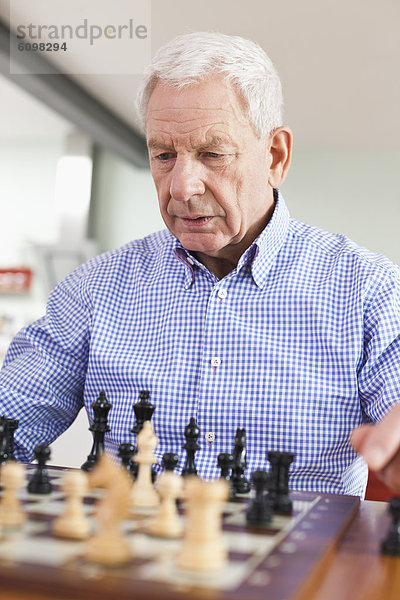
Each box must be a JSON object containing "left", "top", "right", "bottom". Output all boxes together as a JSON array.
[{"left": 146, "top": 76, "right": 274, "bottom": 264}]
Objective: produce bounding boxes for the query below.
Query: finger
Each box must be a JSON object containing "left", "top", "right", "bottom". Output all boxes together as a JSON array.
[
  {"left": 378, "top": 457, "right": 400, "bottom": 492},
  {"left": 353, "top": 404, "right": 400, "bottom": 471},
  {"left": 351, "top": 424, "right": 400, "bottom": 492},
  {"left": 350, "top": 424, "right": 374, "bottom": 454}
]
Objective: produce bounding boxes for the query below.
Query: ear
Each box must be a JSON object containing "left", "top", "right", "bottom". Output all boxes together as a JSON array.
[{"left": 267, "top": 126, "right": 293, "bottom": 188}]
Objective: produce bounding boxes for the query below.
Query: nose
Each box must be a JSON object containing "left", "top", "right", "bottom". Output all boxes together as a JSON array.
[{"left": 169, "top": 156, "right": 205, "bottom": 201}]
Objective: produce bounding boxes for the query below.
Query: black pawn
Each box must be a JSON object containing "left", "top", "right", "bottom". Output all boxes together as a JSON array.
[
  {"left": 381, "top": 497, "right": 400, "bottom": 555},
  {"left": 246, "top": 470, "right": 273, "bottom": 526},
  {"left": 217, "top": 452, "right": 234, "bottom": 481},
  {"left": 162, "top": 452, "right": 179, "bottom": 472},
  {"left": 268, "top": 450, "right": 294, "bottom": 514},
  {"left": 182, "top": 417, "right": 200, "bottom": 476},
  {"left": 131, "top": 390, "right": 154, "bottom": 435},
  {"left": 0, "top": 417, "right": 9, "bottom": 464},
  {"left": 81, "top": 391, "right": 112, "bottom": 472},
  {"left": 218, "top": 452, "right": 235, "bottom": 500},
  {"left": 118, "top": 442, "right": 138, "bottom": 479},
  {"left": 28, "top": 444, "right": 53, "bottom": 494},
  {"left": 231, "top": 428, "right": 251, "bottom": 495},
  {"left": 5, "top": 418, "right": 19, "bottom": 461}
]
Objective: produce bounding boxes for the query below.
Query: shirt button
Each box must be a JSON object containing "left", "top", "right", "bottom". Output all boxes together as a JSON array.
[
  {"left": 217, "top": 289, "right": 227, "bottom": 299},
  {"left": 211, "top": 357, "right": 221, "bottom": 367},
  {"left": 205, "top": 432, "right": 216, "bottom": 443}
]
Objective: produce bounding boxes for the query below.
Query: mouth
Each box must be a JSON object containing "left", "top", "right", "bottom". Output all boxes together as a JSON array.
[{"left": 179, "top": 216, "right": 214, "bottom": 227}]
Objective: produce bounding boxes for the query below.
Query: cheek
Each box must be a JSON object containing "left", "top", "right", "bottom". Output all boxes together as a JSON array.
[{"left": 154, "top": 179, "right": 171, "bottom": 212}]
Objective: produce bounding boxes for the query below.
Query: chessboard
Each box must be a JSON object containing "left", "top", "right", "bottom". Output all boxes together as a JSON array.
[{"left": 0, "top": 465, "right": 360, "bottom": 600}]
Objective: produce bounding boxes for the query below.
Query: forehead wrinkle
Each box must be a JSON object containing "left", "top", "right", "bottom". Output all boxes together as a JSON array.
[
  {"left": 149, "top": 103, "right": 247, "bottom": 127},
  {"left": 148, "top": 122, "right": 235, "bottom": 145},
  {"left": 150, "top": 104, "right": 236, "bottom": 116},
  {"left": 148, "top": 128, "right": 238, "bottom": 153},
  {"left": 149, "top": 113, "right": 231, "bottom": 129}
]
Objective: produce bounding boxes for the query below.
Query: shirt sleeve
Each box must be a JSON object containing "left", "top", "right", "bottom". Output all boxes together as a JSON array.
[
  {"left": 358, "top": 268, "right": 400, "bottom": 423},
  {"left": 0, "top": 279, "right": 91, "bottom": 462}
]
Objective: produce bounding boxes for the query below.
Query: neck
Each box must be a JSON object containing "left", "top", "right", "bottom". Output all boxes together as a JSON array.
[
  {"left": 192, "top": 201, "right": 276, "bottom": 279},
  {"left": 192, "top": 254, "right": 236, "bottom": 280}
]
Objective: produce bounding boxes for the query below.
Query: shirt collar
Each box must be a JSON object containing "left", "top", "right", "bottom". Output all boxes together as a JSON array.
[
  {"left": 249, "top": 189, "right": 290, "bottom": 288},
  {"left": 172, "top": 189, "right": 290, "bottom": 289},
  {"left": 173, "top": 245, "right": 197, "bottom": 288}
]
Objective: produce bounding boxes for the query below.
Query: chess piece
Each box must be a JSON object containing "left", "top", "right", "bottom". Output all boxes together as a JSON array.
[
  {"left": 0, "top": 417, "right": 9, "bottom": 464},
  {"left": 217, "top": 452, "right": 234, "bottom": 482},
  {"left": 131, "top": 421, "right": 159, "bottom": 509},
  {"left": 177, "top": 477, "right": 229, "bottom": 571},
  {"left": 118, "top": 443, "right": 138, "bottom": 479},
  {"left": 53, "top": 470, "right": 91, "bottom": 540},
  {"left": 231, "top": 428, "right": 250, "bottom": 495},
  {"left": 146, "top": 470, "right": 184, "bottom": 538},
  {"left": 0, "top": 461, "right": 26, "bottom": 527},
  {"left": 381, "top": 497, "right": 400, "bottom": 555},
  {"left": 131, "top": 390, "right": 154, "bottom": 434},
  {"left": 0, "top": 417, "right": 19, "bottom": 464},
  {"left": 5, "top": 418, "right": 19, "bottom": 461},
  {"left": 217, "top": 452, "right": 235, "bottom": 500},
  {"left": 131, "top": 390, "right": 157, "bottom": 481},
  {"left": 182, "top": 417, "right": 200, "bottom": 476},
  {"left": 85, "top": 454, "right": 133, "bottom": 565},
  {"left": 162, "top": 452, "right": 180, "bottom": 472},
  {"left": 27, "top": 444, "right": 53, "bottom": 494},
  {"left": 246, "top": 470, "right": 273, "bottom": 526},
  {"left": 81, "top": 391, "right": 112, "bottom": 472},
  {"left": 268, "top": 450, "right": 294, "bottom": 514}
]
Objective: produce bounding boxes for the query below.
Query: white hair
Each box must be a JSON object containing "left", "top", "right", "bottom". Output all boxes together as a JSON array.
[{"left": 136, "top": 31, "right": 284, "bottom": 140}]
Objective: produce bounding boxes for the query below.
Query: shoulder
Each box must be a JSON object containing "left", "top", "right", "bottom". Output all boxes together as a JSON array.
[
  {"left": 288, "top": 218, "right": 400, "bottom": 283},
  {"left": 52, "top": 229, "right": 175, "bottom": 305}
]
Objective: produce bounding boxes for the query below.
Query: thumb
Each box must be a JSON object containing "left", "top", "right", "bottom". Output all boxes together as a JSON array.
[{"left": 351, "top": 404, "right": 400, "bottom": 471}]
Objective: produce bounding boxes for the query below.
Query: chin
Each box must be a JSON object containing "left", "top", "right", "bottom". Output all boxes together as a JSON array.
[{"left": 178, "top": 237, "right": 221, "bottom": 255}]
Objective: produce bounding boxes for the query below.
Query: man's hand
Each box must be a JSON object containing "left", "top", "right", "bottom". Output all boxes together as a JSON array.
[{"left": 351, "top": 403, "right": 400, "bottom": 492}]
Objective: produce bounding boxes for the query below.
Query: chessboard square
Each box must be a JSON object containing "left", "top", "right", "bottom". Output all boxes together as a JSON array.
[
  {"left": 20, "top": 491, "right": 64, "bottom": 503},
  {"left": 26, "top": 500, "right": 93, "bottom": 517},
  {"left": 46, "top": 469, "right": 65, "bottom": 483},
  {"left": 131, "top": 532, "right": 181, "bottom": 558},
  {"left": 224, "top": 530, "right": 278, "bottom": 555},
  {"left": 139, "top": 557, "right": 252, "bottom": 591},
  {"left": 0, "top": 537, "right": 83, "bottom": 567}
]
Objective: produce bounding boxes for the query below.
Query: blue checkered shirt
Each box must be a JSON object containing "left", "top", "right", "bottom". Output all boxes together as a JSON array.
[{"left": 1, "top": 193, "right": 400, "bottom": 497}]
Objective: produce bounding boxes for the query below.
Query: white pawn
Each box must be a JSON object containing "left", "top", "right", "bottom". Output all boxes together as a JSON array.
[
  {"left": 53, "top": 470, "right": 91, "bottom": 540},
  {"left": 146, "top": 471, "right": 183, "bottom": 538},
  {"left": 131, "top": 421, "right": 159, "bottom": 509},
  {"left": 85, "top": 454, "right": 133, "bottom": 566},
  {"left": 177, "top": 477, "right": 229, "bottom": 572},
  {"left": 0, "top": 461, "right": 26, "bottom": 528}
]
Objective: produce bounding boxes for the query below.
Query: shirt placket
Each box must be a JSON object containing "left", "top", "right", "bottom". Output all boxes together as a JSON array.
[{"left": 197, "top": 281, "right": 230, "bottom": 461}]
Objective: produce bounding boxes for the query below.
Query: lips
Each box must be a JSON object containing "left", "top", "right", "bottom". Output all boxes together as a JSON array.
[{"left": 179, "top": 215, "right": 214, "bottom": 226}]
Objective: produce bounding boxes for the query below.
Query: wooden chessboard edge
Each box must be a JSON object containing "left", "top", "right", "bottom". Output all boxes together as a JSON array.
[{"left": 292, "top": 495, "right": 361, "bottom": 600}]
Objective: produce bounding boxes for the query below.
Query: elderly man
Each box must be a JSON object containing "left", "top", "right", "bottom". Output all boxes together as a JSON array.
[{"left": 1, "top": 32, "right": 399, "bottom": 497}]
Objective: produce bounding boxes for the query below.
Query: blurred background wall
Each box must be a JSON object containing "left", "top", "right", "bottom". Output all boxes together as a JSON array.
[{"left": 0, "top": 0, "right": 399, "bottom": 466}]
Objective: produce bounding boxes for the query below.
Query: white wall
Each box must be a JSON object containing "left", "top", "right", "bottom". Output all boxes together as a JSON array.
[
  {"left": 90, "top": 148, "right": 163, "bottom": 252},
  {"left": 284, "top": 150, "right": 400, "bottom": 265},
  {"left": 0, "top": 140, "right": 61, "bottom": 263},
  {"left": 0, "top": 139, "right": 63, "bottom": 350}
]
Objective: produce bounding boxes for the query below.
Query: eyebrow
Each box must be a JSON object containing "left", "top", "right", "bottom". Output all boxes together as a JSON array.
[
  {"left": 147, "top": 136, "right": 236, "bottom": 151},
  {"left": 197, "top": 136, "right": 235, "bottom": 150},
  {"left": 147, "top": 139, "right": 172, "bottom": 151}
]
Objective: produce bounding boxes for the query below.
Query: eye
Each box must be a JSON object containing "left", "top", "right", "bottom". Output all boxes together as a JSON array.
[
  {"left": 204, "top": 152, "right": 222, "bottom": 158},
  {"left": 156, "top": 152, "right": 174, "bottom": 161}
]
